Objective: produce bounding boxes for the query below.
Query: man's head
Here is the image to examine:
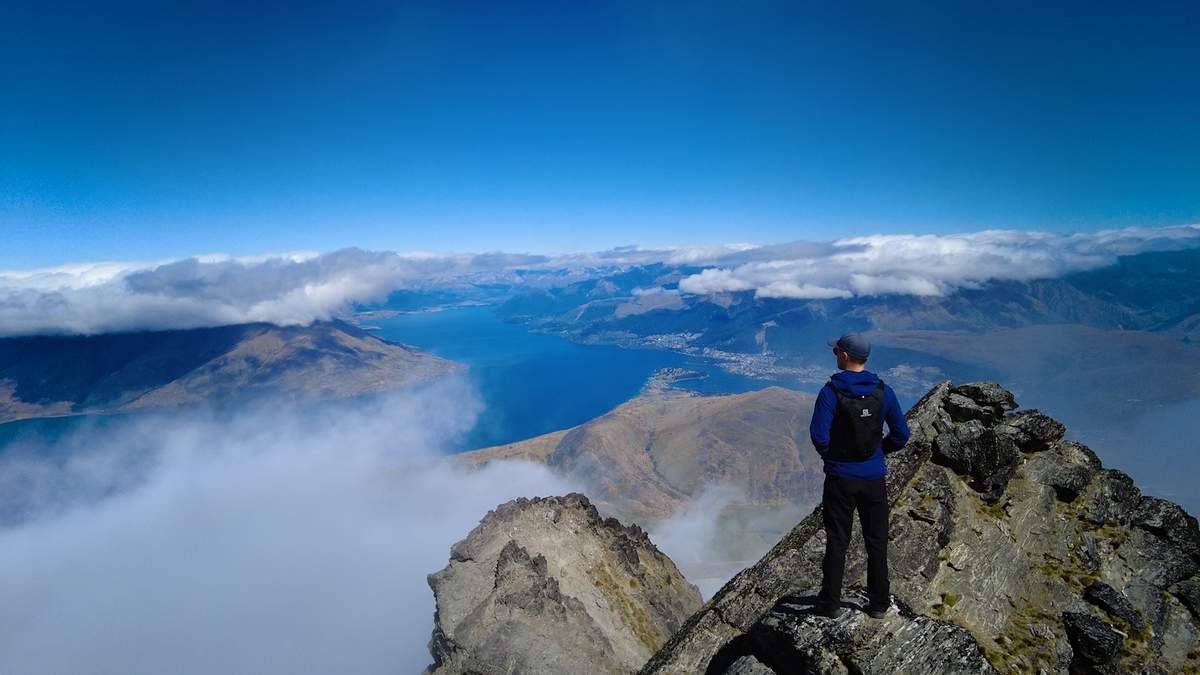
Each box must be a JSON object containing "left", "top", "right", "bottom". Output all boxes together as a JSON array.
[{"left": 827, "top": 331, "right": 870, "bottom": 371}]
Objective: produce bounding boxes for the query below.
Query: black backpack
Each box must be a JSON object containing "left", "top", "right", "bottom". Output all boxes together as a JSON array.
[{"left": 826, "top": 379, "right": 886, "bottom": 460}]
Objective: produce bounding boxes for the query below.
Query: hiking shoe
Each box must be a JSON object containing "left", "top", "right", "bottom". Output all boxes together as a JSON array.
[
  {"left": 814, "top": 604, "right": 845, "bottom": 619},
  {"left": 866, "top": 604, "right": 889, "bottom": 619}
]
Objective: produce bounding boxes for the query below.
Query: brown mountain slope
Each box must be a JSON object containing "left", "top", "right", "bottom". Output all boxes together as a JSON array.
[
  {"left": 0, "top": 321, "right": 461, "bottom": 422},
  {"left": 457, "top": 387, "right": 824, "bottom": 521}
]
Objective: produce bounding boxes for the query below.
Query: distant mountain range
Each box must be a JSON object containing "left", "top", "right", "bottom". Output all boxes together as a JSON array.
[
  {"left": 364, "top": 249, "right": 1200, "bottom": 343},
  {"left": 9, "top": 247, "right": 1199, "bottom": 448},
  {"left": 463, "top": 249, "right": 1200, "bottom": 422},
  {"left": 486, "top": 247, "right": 1199, "bottom": 344},
  {"left": 363, "top": 248, "right": 1200, "bottom": 350},
  {"left": 0, "top": 320, "right": 460, "bottom": 423}
]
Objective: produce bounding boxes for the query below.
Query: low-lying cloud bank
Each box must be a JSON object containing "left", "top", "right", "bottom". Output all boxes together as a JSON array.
[
  {"left": 0, "top": 374, "right": 757, "bottom": 674},
  {"left": 677, "top": 225, "right": 1200, "bottom": 298},
  {"left": 0, "top": 378, "right": 579, "bottom": 675},
  {"left": 2, "top": 225, "right": 1197, "bottom": 336},
  {"left": 0, "top": 249, "right": 480, "bottom": 337}
]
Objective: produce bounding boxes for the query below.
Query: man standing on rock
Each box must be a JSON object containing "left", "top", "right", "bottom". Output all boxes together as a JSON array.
[{"left": 809, "top": 331, "right": 909, "bottom": 619}]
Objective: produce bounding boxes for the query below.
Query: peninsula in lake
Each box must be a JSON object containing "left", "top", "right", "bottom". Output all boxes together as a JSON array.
[{"left": 0, "top": 320, "right": 459, "bottom": 423}]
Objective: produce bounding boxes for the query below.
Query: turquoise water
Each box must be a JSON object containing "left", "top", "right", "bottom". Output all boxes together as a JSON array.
[
  {"left": 0, "top": 414, "right": 114, "bottom": 450},
  {"left": 0, "top": 308, "right": 818, "bottom": 453},
  {"left": 371, "top": 307, "right": 687, "bottom": 449},
  {"left": 370, "top": 307, "right": 819, "bottom": 450}
]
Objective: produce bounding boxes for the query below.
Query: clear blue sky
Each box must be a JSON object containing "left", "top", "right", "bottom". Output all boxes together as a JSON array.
[{"left": 3, "top": 0, "right": 1199, "bottom": 268}]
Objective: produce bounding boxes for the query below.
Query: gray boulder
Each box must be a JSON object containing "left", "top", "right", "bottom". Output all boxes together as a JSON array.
[
  {"left": 1079, "top": 470, "right": 1142, "bottom": 525},
  {"left": 1061, "top": 610, "right": 1125, "bottom": 675},
  {"left": 1030, "top": 440, "right": 1102, "bottom": 502},
  {"left": 931, "top": 419, "right": 1020, "bottom": 503},
  {"left": 951, "top": 382, "right": 1018, "bottom": 412},
  {"left": 425, "top": 493, "right": 703, "bottom": 675},
  {"left": 1000, "top": 408, "right": 1067, "bottom": 452},
  {"left": 944, "top": 392, "right": 1004, "bottom": 425},
  {"left": 1084, "top": 581, "right": 1145, "bottom": 634},
  {"left": 1169, "top": 576, "right": 1200, "bottom": 621},
  {"left": 1131, "top": 496, "right": 1200, "bottom": 561}
]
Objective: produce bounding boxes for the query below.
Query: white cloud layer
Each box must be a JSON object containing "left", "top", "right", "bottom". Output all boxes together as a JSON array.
[
  {"left": 0, "top": 249, "right": 481, "bottom": 337},
  {"left": 676, "top": 225, "right": 1200, "bottom": 299},
  {"left": 2, "top": 225, "right": 1197, "bottom": 336},
  {"left": 0, "top": 374, "right": 773, "bottom": 673},
  {"left": 0, "top": 377, "right": 580, "bottom": 675}
]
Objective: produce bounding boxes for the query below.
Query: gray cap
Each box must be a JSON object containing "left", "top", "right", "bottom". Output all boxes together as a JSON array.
[{"left": 827, "top": 331, "right": 870, "bottom": 360}]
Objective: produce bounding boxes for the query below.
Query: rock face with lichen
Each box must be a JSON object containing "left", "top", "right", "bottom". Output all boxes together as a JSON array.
[
  {"left": 641, "top": 381, "right": 1200, "bottom": 675},
  {"left": 424, "top": 493, "right": 704, "bottom": 675}
]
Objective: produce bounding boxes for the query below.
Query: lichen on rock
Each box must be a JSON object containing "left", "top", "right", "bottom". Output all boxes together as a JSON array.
[{"left": 424, "top": 493, "right": 703, "bottom": 675}]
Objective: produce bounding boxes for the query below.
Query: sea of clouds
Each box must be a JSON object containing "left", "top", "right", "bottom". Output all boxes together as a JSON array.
[
  {"left": 0, "top": 377, "right": 577, "bottom": 674},
  {"left": 0, "top": 374, "right": 751, "bottom": 674},
  {"left": 2, "top": 225, "right": 1197, "bottom": 337},
  {"left": 675, "top": 225, "right": 1200, "bottom": 298}
]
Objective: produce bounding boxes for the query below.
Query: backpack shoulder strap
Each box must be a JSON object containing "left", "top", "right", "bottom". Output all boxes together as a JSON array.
[
  {"left": 872, "top": 379, "right": 885, "bottom": 399},
  {"left": 825, "top": 379, "right": 845, "bottom": 401},
  {"left": 827, "top": 381, "right": 851, "bottom": 414}
]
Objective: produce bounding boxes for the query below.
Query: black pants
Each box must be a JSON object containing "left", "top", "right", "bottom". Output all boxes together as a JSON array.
[{"left": 817, "top": 475, "right": 890, "bottom": 609}]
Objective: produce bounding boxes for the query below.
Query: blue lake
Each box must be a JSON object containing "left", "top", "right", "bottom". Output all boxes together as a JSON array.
[
  {"left": 0, "top": 307, "right": 819, "bottom": 454},
  {"left": 3, "top": 308, "right": 1198, "bottom": 519},
  {"left": 370, "top": 306, "right": 820, "bottom": 450}
]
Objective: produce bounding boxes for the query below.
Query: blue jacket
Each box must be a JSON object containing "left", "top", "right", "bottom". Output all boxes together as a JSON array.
[{"left": 809, "top": 370, "right": 910, "bottom": 480}]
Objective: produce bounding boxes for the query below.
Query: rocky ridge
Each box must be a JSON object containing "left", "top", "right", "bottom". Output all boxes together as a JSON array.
[
  {"left": 0, "top": 320, "right": 459, "bottom": 422},
  {"left": 639, "top": 381, "right": 1200, "bottom": 674},
  {"left": 457, "top": 387, "right": 823, "bottom": 521},
  {"left": 424, "top": 493, "right": 703, "bottom": 675}
]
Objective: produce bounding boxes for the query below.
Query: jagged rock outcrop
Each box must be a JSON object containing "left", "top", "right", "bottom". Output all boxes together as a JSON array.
[
  {"left": 424, "top": 493, "right": 704, "bottom": 675},
  {"left": 455, "top": 388, "right": 825, "bottom": 593},
  {"left": 708, "top": 589, "right": 996, "bottom": 674},
  {"left": 641, "top": 381, "right": 1200, "bottom": 675}
]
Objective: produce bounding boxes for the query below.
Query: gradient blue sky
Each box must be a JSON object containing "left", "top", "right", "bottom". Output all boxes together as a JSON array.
[{"left": 3, "top": 0, "right": 1199, "bottom": 268}]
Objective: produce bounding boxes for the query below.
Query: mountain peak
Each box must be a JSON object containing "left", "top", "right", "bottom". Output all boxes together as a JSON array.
[
  {"left": 641, "top": 381, "right": 1200, "bottom": 674},
  {"left": 424, "top": 493, "right": 703, "bottom": 675}
]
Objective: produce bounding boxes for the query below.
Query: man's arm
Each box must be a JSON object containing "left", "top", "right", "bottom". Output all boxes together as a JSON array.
[
  {"left": 809, "top": 385, "right": 837, "bottom": 455},
  {"left": 881, "top": 385, "right": 911, "bottom": 454}
]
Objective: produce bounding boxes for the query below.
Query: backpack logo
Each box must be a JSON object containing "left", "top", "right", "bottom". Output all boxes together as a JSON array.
[{"left": 827, "top": 379, "right": 887, "bottom": 461}]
